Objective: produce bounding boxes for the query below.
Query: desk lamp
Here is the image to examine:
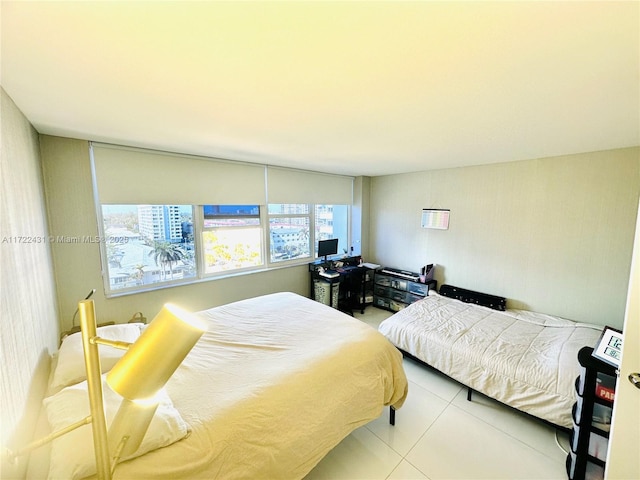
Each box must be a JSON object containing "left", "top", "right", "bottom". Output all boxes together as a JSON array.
[{"left": 8, "top": 299, "right": 206, "bottom": 480}]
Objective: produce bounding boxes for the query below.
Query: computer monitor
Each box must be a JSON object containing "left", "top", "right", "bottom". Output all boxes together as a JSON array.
[{"left": 317, "top": 238, "right": 338, "bottom": 263}]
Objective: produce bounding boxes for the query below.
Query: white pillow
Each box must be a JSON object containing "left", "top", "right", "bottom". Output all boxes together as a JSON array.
[
  {"left": 49, "top": 323, "right": 145, "bottom": 394},
  {"left": 43, "top": 377, "right": 189, "bottom": 480}
]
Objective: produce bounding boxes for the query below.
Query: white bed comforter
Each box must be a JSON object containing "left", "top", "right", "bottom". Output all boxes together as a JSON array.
[
  {"left": 109, "top": 292, "right": 407, "bottom": 479},
  {"left": 378, "top": 291, "right": 601, "bottom": 428}
]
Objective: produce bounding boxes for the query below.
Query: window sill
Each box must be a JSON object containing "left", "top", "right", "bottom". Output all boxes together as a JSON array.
[{"left": 104, "top": 261, "right": 310, "bottom": 298}]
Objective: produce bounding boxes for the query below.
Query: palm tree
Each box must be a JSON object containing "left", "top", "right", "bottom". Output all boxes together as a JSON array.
[
  {"left": 297, "top": 227, "right": 310, "bottom": 258},
  {"left": 130, "top": 264, "right": 146, "bottom": 285},
  {"left": 106, "top": 243, "right": 122, "bottom": 268},
  {"left": 297, "top": 226, "right": 309, "bottom": 242},
  {"left": 149, "top": 241, "right": 187, "bottom": 280}
]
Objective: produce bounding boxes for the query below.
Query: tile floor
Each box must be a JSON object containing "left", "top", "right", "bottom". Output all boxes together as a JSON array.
[{"left": 305, "top": 307, "right": 571, "bottom": 480}]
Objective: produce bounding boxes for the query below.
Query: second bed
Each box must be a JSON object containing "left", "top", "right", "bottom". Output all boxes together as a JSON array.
[{"left": 378, "top": 285, "right": 603, "bottom": 428}]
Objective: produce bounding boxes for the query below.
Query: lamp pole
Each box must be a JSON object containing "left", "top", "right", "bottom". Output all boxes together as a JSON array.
[{"left": 79, "top": 300, "right": 112, "bottom": 480}]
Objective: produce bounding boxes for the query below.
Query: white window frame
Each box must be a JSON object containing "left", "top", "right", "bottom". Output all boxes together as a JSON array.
[
  {"left": 97, "top": 204, "right": 197, "bottom": 297},
  {"left": 97, "top": 202, "right": 351, "bottom": 297}
]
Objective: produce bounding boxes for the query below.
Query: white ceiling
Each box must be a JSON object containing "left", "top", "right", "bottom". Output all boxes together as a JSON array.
[{"left": 1, "top": 1, "right": 638, "bottom": 176}]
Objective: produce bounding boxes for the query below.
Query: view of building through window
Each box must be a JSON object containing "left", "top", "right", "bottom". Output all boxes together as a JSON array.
[
  {"left": 100, "top": 203, "right": 349, "bottom": 293},
  {"left": 315, "top": 204, "right": 349, "bottom": 255},
  {"left": 267, "top": 204, "right": 349, "bottom": 262},
  {"left": 101, "top": 205, "right": 195, "bottom": 291},
  {"left": 202, "top": 205, "right": 263, "bottom": 273},
  {"left": 268, "top": 204, "right": 311, "bottom": 262}
]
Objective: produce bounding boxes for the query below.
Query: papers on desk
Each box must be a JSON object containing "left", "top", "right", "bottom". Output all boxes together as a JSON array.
[
  {"left": 319, "top": 269, "right": 340, "bottom": 278},
  {"left": 361, "top": 263, "right": 381, "bottom": 269}
]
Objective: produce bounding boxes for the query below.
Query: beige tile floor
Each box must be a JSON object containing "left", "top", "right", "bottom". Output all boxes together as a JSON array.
[{"left": 305, "top": 307, "right": 571, "bottom": 480}]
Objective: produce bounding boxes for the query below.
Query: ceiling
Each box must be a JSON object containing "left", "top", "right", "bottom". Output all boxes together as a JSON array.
[{"left": 1, "top": 1, "right": 638, "bottom": 177}]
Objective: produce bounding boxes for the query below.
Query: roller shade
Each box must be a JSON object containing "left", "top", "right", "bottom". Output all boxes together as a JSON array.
[
  {"left": 91, "top": 144, "right": 266, "bottom": 205},
  {"left": 266, "top": 166, "right": 353, "bottom": 204}
]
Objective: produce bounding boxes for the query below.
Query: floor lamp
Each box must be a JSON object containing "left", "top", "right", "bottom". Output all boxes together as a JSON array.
[{"left": 8, "top": 299, "right": 206, "bottom": 480}]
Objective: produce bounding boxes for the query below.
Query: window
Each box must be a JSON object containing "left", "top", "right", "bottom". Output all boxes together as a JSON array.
[
  {"left": 101, "top": 205, "right": 196, "bottom": 291},
  {"left": 92, "top": 144, "right": 355, "bottom": 296},
  {"left": 266, "top": 204, "right": 350, "bottom": 263},
  {"left": 314, "top": 205, "right": 349, "bottom": 257},
  {"left": 99, "top": 203, "right": 350, "bottom": 295},
  {"left": 267, "top": 204, "right": 311, "bottom": 263},
  {"left": 202, "top": 205, "right": 263, "bottom": 274}
]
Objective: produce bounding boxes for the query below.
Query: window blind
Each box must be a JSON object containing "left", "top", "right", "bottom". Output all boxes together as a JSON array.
[
  {"left": 266, "top": 166, "right": 353, "bottom": 204},
  {"left": 91, "top": 144, "right": 266, "bottom": 205}
]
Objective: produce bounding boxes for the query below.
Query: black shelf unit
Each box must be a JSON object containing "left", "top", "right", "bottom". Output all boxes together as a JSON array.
[
  {"left": 373, "top": 268, "right": 434, "bottom": 312},
  {"left": 567, "top": 346, "right": 617, "bottom": 480},
  {"left": 359, "top": 266, "right": 376, "bottom": 313}
]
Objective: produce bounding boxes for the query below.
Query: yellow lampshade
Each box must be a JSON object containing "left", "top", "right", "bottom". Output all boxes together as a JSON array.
[
  {"left": 107, "top": 304, "right": 206, "bottom": 400},
  {"left": 108, "top": 397, "right": 159, "bottom": 460}
]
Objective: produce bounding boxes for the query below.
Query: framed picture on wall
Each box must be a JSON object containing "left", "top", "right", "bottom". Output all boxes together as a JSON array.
[
  {"left": 592, "top": 326, "right": 623, "bottom": 368},
  {"left": 421, "top": 209, "right": 450, "bottom": 230}
]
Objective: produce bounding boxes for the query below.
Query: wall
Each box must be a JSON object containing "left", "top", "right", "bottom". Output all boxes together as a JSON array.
[
  {"left": 352, "top": 176, "right": 371, "bottom": 258},
  {"left": 0, "top": 89, "right": 59, "bottom": 477},
  {"left": 370, "top": 148, "right": 640, "bottom": 327},
  {"left": 39, "top": 135, "right": 315, "bottom": 330}
]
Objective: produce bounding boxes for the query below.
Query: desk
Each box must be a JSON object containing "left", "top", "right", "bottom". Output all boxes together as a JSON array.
[{"left": 309, "top": 258, "right": 374, "bottom": 315}]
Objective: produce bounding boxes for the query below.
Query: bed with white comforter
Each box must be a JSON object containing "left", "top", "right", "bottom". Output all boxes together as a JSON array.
[
  {"left": 31, "top": 292, "right": 407, "bottom": 480},
  {"left": 378, "top": 288, "right": 601, "bottom": 428}
]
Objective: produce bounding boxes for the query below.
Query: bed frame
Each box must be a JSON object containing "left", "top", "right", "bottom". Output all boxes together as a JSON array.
[
  {"left": 397, "top": 347, "right": 570, "bottom": 432},
  {"left": 378, "top": 283, "right": 602, "bottom": 430}
]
